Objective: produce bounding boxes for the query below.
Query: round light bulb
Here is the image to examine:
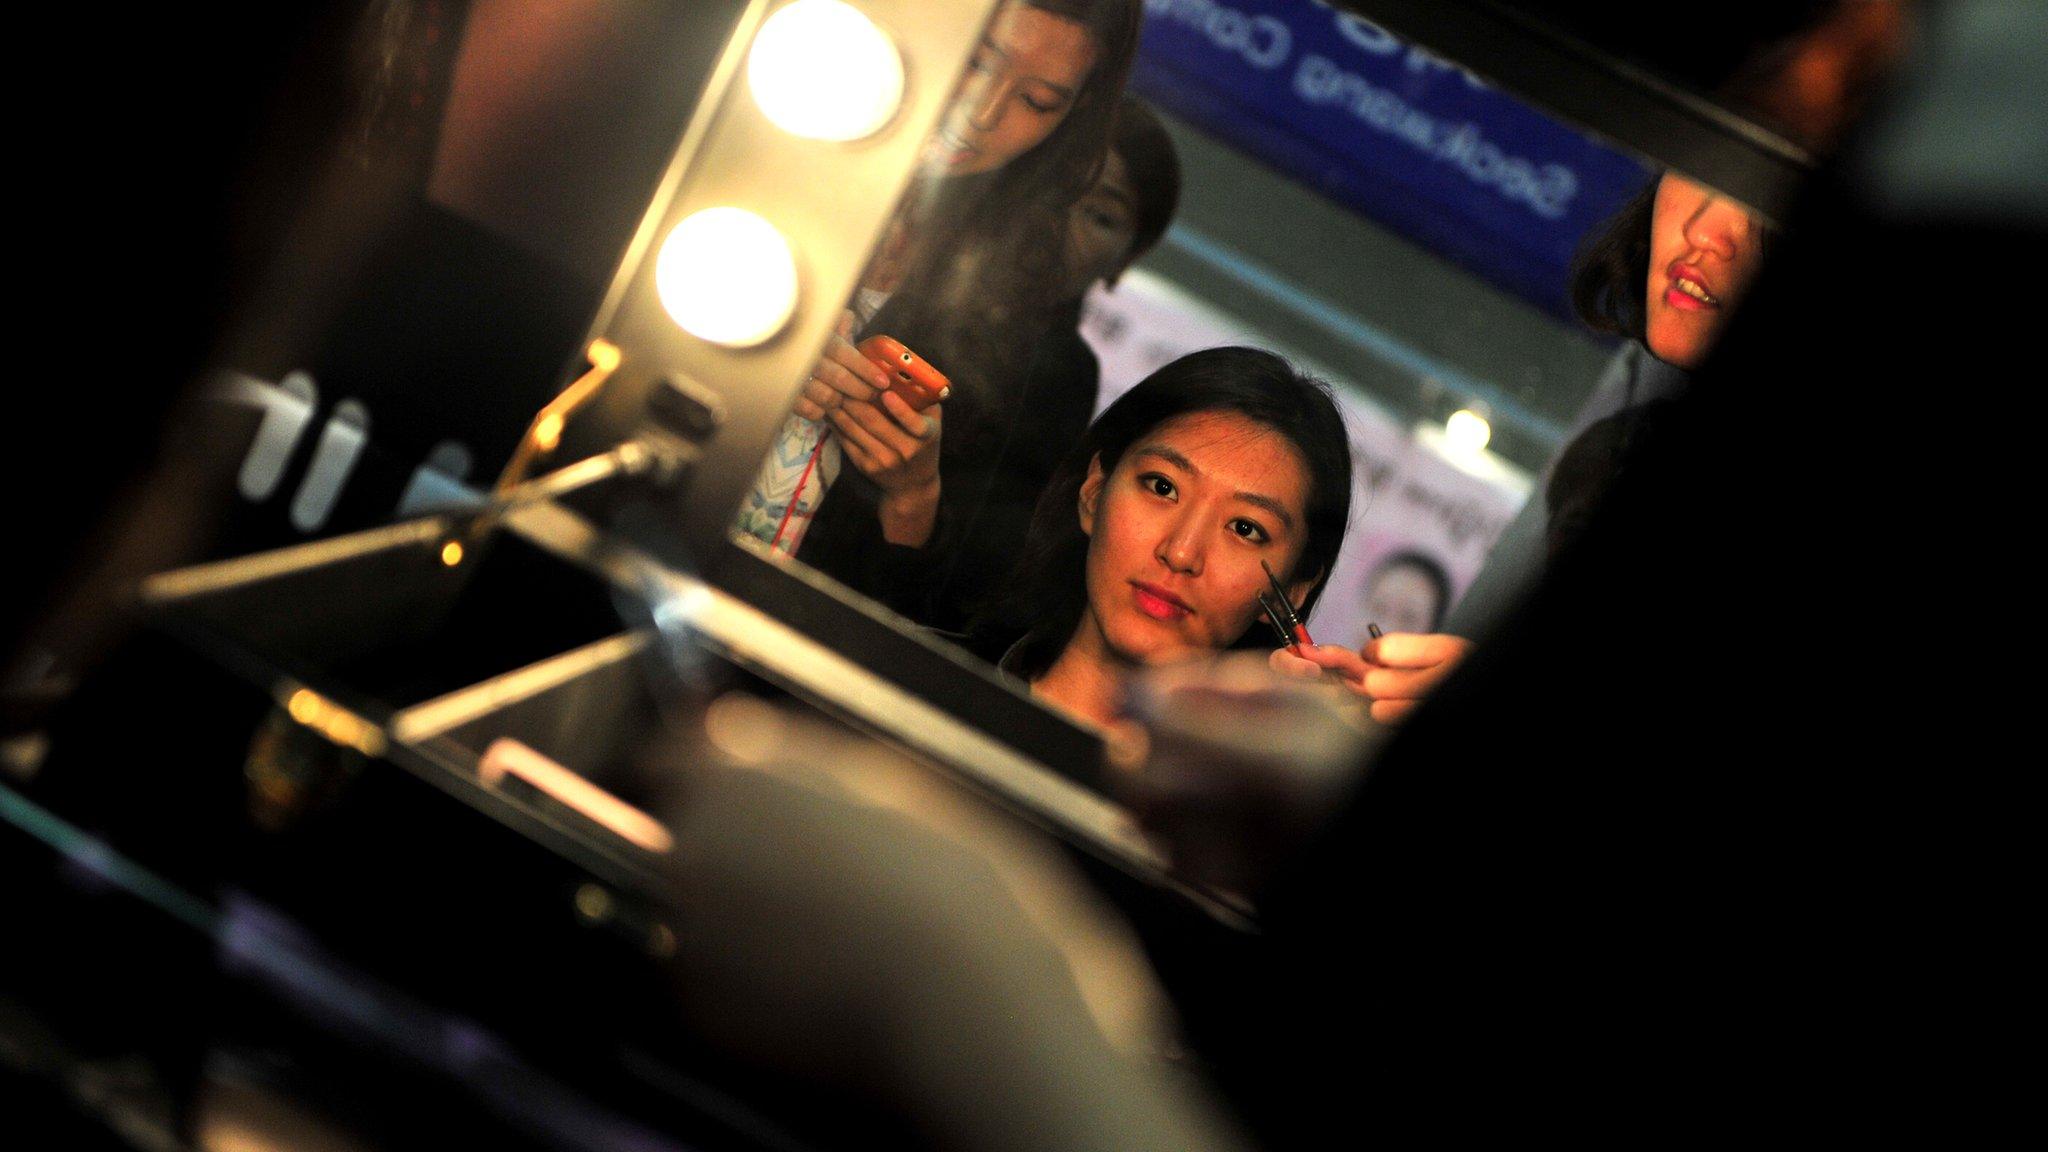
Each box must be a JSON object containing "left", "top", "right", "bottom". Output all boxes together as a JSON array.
[
  {"left": 655, "top": 207, "right": 800, "bottom": 347},
  {"left": 748, "top": 0, "right": 904, "bottom": 142},
  {"left": 1444, "top": 408, "right": 1492, "bottom": 455}
]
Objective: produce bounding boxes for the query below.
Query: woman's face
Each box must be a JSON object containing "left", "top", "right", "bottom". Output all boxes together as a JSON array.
[
  {"left": 1060, "top": 148, "right": 1138, "bottom": 299},
  {"left": 1076, "top": 411, "right": 1316, "bottom": 667},
  {"left": 1642, "top": 172, "right": 1766, "bottom": 369},
  {"left": 922, "top": 5, "right": 1097, "bottom": 178},
  {"left": 1363, "top": 561, "right": 1442, "bottom": 636}
]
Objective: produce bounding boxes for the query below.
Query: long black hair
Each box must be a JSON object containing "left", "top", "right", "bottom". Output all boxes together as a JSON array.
[
  {"left": 980, "top": 346, "right": 1354, "bottom": 674},
  {"left": 871, "top": 0, "right": 1143, "bottom": 440}
]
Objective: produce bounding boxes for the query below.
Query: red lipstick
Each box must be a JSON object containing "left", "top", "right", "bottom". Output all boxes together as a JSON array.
[
  {"left": 1664, "top": 263, "right": 1720, "bottom": 312},
  {"left": 1132, "top": 581, "right": 1191, "bottom": 621}
]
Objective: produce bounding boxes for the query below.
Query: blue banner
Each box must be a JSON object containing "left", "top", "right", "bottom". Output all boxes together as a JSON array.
[{"left": 1133, "top": 0, "right": 1651, "bottom": 319}]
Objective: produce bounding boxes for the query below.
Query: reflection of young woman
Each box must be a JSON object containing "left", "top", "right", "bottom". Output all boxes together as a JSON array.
[
  {"left": 1534, "top": 170, "right": 1773, "bottom": 473},
  {"left": 1575, "top": 170, "right": 1768, "bottom": 373},
  {"left": 739, "top": 0, "right": 1141, "bottom": 582},
  {"left": 852, "top": 94, "right": 1180, "bottom": 631},
  {"left": 1366, "top": 170, "right": 1774, "bottom": 720},
  {"left": 980, "top": 347, "right": 1353, "bottom": 730}
]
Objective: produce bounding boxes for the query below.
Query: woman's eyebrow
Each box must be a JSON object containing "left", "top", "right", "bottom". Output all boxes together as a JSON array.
[
  {"left": 1233, "top": 491, "right": 1295, "bottom": 531},
  {"left": 1133, "top": 446, "right": 1298, "bottom": 530},
  {"left": 982, "top": 38, "right": 1075, "bottom": 98},
  {"left": 1132, "top": 445, "right": 1194, "bottom": 472}
]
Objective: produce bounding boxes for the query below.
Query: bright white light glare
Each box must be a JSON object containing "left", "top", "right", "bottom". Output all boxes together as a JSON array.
[
  {"left": 1445, "top": 409, "right": 1492, "bottom": 455},
  {"left": 748, "top": 0, "right": 904, "bottom": 141},
  {"left": 655, "top": 208, "right": 799, "bottom": 347}
]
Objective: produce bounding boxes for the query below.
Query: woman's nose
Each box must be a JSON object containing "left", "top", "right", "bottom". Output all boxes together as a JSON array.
[
  {"left": 1684, "top": 195, "right": 1752, "bottom": 260},
  {"left": 965, "top": 78, "right": 1008, "bottom": 133},
  {"left": 1157, "top": 516, "right": 1202, "bottom": 575}
]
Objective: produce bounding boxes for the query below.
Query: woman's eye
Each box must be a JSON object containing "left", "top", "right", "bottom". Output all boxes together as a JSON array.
[
  {"left": 1229, "top": 519, "right": 1270, "bottom": 544},
  {"left": 1140, "top": 474, "right": 1175, "bottom": 499},
  {"left": 1022, "top": 92, "right": 1063, "bottom": 114}
]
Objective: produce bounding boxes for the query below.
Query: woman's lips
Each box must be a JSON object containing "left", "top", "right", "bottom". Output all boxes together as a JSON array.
[
  {"left": 927, "top": 126, "right": 979, "bottom": 167},
  {"left": 1664, "top": 264, "right": 1720, "bottom": 312},
  {"left": 1131, "top": 581, "right": 1192, "bottom": 621}
]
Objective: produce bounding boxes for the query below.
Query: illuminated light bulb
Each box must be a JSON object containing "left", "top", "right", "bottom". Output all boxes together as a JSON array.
[
  {"left": 1445, "top": 408, "right": 1492, "bottom": 455},
  {"left": 440, "top": 541, "right": 465, "bottom": 567},
  {"left": 748, "top": 0, "right": 904, "bottom": 142},
  {"left": 655, "top": 207, "right": 800, "bottom": 347}
]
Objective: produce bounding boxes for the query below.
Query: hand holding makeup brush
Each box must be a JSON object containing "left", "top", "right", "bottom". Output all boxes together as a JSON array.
[{"left": 1268, "top": 632, "right": 1472, "bottom": 724}]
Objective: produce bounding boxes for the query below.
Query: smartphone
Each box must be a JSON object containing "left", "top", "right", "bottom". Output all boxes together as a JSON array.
[{"left": 857, "top": 335, "right": 951, "bottom": 412}]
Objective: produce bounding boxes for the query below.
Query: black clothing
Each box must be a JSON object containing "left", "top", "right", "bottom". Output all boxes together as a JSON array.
[
  {"left": 799, "top": 300, "right": 1100, "bottom": 637},
  {"left": 1177, "top": 7, "right": 2037, "bottom": 1140}
]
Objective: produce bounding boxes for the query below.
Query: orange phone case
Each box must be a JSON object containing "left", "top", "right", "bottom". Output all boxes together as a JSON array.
[{"left": 857, "top": 335, "right": 951, "bottom": 411}]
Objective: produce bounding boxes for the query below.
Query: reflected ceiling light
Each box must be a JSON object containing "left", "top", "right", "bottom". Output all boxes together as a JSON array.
[
  {"left": 655, "top": 207, "right": 800, "bottom": 347},
  {"left": 1445, "top": 408, "right": 1492, "bottom": 455},
  {"left": 748, "top": 0, "right": 904, "bottom": 142}
]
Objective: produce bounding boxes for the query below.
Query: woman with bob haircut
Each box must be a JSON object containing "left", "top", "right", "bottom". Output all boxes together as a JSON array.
[
  {"left": 1570, "top": 170, "right": 1770, "bottom": 378},
  {"left": 978, "top": 346, "right": 1354, "bottom": 729}
]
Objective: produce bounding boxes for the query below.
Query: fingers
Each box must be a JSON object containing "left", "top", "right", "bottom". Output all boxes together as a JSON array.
[
  {"left": 830, "top": 398, "right": 940, "bottom": 475},
  {"left": 793, "top": 377, "right": 840, "bottom": 421},
  {"left": 834, "top": 423, "right": 882, "bottom": 474},
  {"left": 1267, "top": 644, "right": 1371, "bottom": 695},
  {"left": 792, "top": 356, "right": 878, "bottom": 421},
  {"left": 1266, "top": 637, "right": 1467, "bottom": 713},
  {"left": 1369, "top": 698, "right": 1417, "bottom": 724},
  {"left": 794, "top": 313, "right": 888, "bottom": 420},
  {"left": 828, "top": 407, "right": 913, "bottom": 476},
  {"left": 830, "top": 410, "right": 889, "bottom": 474},
  {"left": 1361, "top": 631, "right": 1472, "bottom": 670},
  {"left": 1293, "top": 643, "right": 1371, "bottom": 684},
  {"left": 1359, "top": 661, "right": 1459, "bottom": 705},
  {"left": 833, "top": 400, "right": 917, "bottom": 460},
  {"left": 877, "top": 388, "right": 940, "bottom": 438},
  {"left": 814, "top": 343, "right": 887, "bottom": 404},
  {"left": 1268, "top": 648, "right": 1322, "bottom": 680},
  {"left": 1262, "top": 634, "right": 1466, "bottom": 719}
]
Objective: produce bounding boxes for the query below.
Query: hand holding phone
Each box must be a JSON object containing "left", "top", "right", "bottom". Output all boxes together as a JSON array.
[{"left": 857, "top": 335, "right": 952, "bottom": 412}]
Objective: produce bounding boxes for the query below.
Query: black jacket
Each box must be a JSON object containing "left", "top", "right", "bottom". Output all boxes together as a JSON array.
[{"left": 798, "top": 300, "right": 1100, "bottom": 637}]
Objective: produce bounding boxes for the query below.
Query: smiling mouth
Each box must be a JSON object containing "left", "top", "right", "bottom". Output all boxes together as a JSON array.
[{"left": 1669, "top": 273, "right": 1720, "bottom": 306}]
